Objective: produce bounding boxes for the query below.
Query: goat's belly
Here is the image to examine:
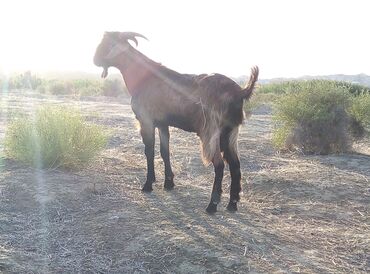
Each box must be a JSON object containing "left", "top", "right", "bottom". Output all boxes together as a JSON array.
[{"left": 156, "top": 114, "right": 197, "bottom": 133}]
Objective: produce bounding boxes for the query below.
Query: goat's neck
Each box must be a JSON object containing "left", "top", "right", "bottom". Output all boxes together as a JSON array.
[{"left": 116, "top": 50, "right": 157, "bottom": 95}]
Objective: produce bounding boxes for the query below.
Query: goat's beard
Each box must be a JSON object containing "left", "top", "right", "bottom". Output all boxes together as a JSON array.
[{"left": 101, "top": 67, "right": 108, "bottom": 78}]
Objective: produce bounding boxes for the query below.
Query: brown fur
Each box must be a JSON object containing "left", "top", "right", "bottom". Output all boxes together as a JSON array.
[{"left": 94, "top": 32, "right": 259, "bottom": 212}]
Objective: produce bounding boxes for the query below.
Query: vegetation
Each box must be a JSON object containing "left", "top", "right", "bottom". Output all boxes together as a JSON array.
[
  {"left": 37, "top": 78, "right": 126, "bottom": 97},
  {"left": 7, "top": 71, "right": 43, "bottom": 90},
  {"left": 257, "top": 79, "right": 370, "bottom": 95},
  {"left": 348, "top": 92, "right": 370, "bottom": 136},
  {"left": 265, "top": 80, "right": 370, "bottom": 154},
  {"left": 2, "top": 71, "right": 127, "bottom": 97},
  {"left": 272, "top": 81, "right": 351, "bottom": 153},
  {"left": 4, "top": 106, "right": 108, "bottom": 169}
]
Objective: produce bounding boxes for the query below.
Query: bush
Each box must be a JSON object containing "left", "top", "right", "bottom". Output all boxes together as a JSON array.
[
  {"left": 273, "top": 81, "right": 353, "bottom": 154},
  {"left": 103, "top": 79, "right": 126, "bottom": 97},
  {"left": 259, "top": 79, "right": 370, "bottom": 95},
  {"left": 37, "top": 78, "right": 126, "bottom": 97},
  {"left": 349, "top": 92, "right": 370, "bottom": 137},
  {"left": 258, "top": 81, "right": 304, "bottom": 94},
  {"left": 335, "top": 81, "right": 370, "bottom": 96},
  {"left": 8, "top": 71, "right": 42, "bottom": 90},
  {"left": 4, "top": 106, "right": 108, "bottom": 169},
  {"left": 47, "top": 80, "right": 74, "bottom": 95}
]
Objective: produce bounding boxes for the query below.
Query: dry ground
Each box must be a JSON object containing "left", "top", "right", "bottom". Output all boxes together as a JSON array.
[{"left": 0, "top": 92, "right": 369, "bottom": 273}]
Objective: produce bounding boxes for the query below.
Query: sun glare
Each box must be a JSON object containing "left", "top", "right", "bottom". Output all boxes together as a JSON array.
[{"left": 0, "top": 0, "right": 369, "bottom": 78}]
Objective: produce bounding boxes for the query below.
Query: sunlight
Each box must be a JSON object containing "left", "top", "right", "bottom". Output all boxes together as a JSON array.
[
  {"left": 1, "top": 0, "right": 369, "bottom": 78},
  {"left": 0, "top": 77, "right": 9, "bottom": 171},
  {"left": 29, "top": 102, "right": 50, "bottom": 273}
]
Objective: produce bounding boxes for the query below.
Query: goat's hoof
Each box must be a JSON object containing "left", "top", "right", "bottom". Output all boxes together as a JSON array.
[
  {"left": 226, "top": 201, "right": 238, "bottom": 212},
  {"left": 211, "top": 192, "right": 221, "bottom": 204},
  {"left": 164, "top": 181, "right": 175, "bottom": 191},
  {"left": 206, "top": 203, "right": 217, "bottom": 214},
  {"left": 141, "top": 184, "right": 153, "bottom": 192}
]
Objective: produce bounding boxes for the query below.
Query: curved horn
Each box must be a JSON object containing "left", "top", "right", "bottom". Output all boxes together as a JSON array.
[
  {"left": 129, "top": 37, "right": 138, "bottom": 47},
  {"left": 118, "top": 32, "right": 148, "bottom": 46}
]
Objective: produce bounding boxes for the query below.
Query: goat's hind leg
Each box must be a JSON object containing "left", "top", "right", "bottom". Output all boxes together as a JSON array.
[
  {"left": 140, "top": 123, "right": 156, "bottom": 192},
  {"left": 222, "top": 128, "right": 241, "bottom": 212},
  {"left": 225, "top": 153, "right": 241, "bottom": 212},
  {"left": 206, "top": 138, "right": 225, "bottom": 214},
  {"left": 159, "top": 126, "right": 174, "bottom": 190}
]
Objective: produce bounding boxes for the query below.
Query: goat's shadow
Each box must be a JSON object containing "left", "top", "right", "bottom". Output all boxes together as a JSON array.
[{"left": 137, "top": 182, "right": 328, "bottom": 273}]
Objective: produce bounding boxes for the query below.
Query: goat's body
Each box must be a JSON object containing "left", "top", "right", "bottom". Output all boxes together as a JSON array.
[
  {"left": 130, "top": 68, "right": 245, "bottom": 164},
  {"left": 94, "top": 32, "right": 258, "bottom": 213}
]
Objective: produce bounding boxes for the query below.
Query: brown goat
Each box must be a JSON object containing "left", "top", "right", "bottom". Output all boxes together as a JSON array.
[{"left": 94, "top": 32, "right": 259, "bottom": 213}]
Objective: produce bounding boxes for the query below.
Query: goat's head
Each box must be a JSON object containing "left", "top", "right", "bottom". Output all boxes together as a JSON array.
[{"left": 93, "top": 32, "right": 148, "bottom": 78}]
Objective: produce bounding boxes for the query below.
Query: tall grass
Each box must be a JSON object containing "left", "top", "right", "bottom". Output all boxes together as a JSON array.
[
  {"left": 37, "top": 78, "right": 126, "bottom": 97},
  {"left": 273, "top": 82, "right": 352, "bottom": 153},
  {"left": 349, "top": 92, "right": 370, "bottom": 136},
  {"left": 5, "top": 71, "right": 127, "bottom": 97},
  {"left": 258, "top": 79, "right": 370, "bottom": 95},
  {"left": 5, "top": 106, "right": 108, "bottom": 169},
  {"left": 270, "top": 80, "right": 370, "bottom": 154}
]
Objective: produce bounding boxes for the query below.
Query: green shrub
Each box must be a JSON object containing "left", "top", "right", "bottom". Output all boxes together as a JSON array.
[
  {"left": 36, "top": 78, "right": 126, "bottom": 97},
  {"left": 272, "top": 81, "right": 352, "bottom": 154},
  {"left": 258, "top": 81, "right": 303, "bottom": 94},
  {"left": 335, "top": 81, "right": 370, "bottom": 96},
  {"left": 4, "top": 106, "right": 108, "bottom": 169},
  {"left": 8, "top": 71, "right": 42, "bottom": 90},
  {"left": 349, "top": 92, "right": 370, "bottom": 136},
  {"left": 102, "top": 79, "right": 126, "bottom": 97},
  {"left": 259, "top": 79, "right": 370, "bottom": 95},
  {"left": 48, "top": 80, "right": 74, "bottom": 95}
]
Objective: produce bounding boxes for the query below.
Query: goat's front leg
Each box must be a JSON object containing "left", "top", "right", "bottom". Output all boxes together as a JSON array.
[
  {"left": 140, "top": 123, "right": 156, "bottom": 192},
  {"left": 159, "top": 126, "right": 174, "bottom": 190},
  {"left": 206, "top": 145, "right": 225, "bottom": 214}
]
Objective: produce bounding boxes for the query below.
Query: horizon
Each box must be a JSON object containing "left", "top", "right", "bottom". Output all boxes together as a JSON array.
[
  {"left": 2, "top": 69, "right": 370, "bottom": 82},
  {"left": 1, "top": 0, "right": 370, "bottom": 79}
]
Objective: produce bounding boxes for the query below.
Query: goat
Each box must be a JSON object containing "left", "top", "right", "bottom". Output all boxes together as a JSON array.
[{"left": 93, "top": 32, "right": 259, "bottom": 213}]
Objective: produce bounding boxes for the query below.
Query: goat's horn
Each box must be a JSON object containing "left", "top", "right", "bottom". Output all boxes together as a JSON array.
[
  {"left": 118, "top": 32, "right": 148, "bottom": 43},
  {"left": 129, "top": 37, "right": 138, "bottom": 47}
]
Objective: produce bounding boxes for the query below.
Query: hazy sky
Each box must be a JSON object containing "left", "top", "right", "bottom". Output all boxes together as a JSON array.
[{"left": 1, "top": 0, "right": 369, "bottom": 78}]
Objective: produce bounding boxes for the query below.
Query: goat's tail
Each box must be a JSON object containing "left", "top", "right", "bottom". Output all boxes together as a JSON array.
[{"left": 242, "top": 66, "right": 259, "bottom": 100}]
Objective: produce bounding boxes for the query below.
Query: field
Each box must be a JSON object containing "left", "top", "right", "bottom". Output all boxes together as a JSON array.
[{"left": 0, "top": 91, "right": 369, "bottom": 273}]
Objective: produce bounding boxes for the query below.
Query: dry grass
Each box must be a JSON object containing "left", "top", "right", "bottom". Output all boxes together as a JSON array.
[{"left": 0, "top": 91, "right": 369, "bottom": 273}]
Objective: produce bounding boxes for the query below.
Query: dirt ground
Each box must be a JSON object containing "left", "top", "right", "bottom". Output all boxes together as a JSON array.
[{"left": 0, "top": 92, "right": 369, "bottom": 274}]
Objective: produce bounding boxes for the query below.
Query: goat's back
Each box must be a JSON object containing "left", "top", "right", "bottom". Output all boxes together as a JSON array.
[{"left": 131, "top": 71, "right": 245, "bottom": 133}]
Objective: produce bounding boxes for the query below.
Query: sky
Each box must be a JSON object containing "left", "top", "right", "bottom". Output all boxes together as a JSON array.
[{"left": 1, "top": 0, "right": 370, "bottom": 79}]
